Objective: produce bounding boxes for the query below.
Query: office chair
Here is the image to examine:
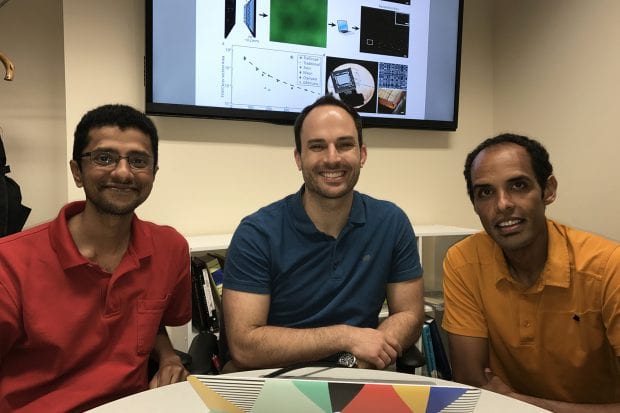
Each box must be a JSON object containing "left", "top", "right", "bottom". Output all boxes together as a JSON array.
[
  {"left": 188, "top": 253, "right": 425, "bottom": 376},
  {"left": 397, "top": 344, "right": 425, "bottom": 373}
]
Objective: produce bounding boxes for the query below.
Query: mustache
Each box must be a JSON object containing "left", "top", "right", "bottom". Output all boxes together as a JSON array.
[{"left": 102, "top": 183, "right": 138, "bottom": 190}]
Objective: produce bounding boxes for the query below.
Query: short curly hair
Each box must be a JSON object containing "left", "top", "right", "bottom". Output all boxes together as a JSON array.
[
  {"left": 464, "top": 133, "right": 553, "bottom": 202},
  {"left": 73, "top": 104, "right": 158, "bottom": 171}
]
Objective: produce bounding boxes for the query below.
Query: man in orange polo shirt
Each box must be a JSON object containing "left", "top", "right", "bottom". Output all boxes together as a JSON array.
[{"left": 443, "top": 133, "right": 620, "bottom": 412}]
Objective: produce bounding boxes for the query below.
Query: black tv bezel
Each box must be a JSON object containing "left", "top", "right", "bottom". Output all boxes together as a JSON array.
[{"left": 144, "top": 1, "right": 464, "bottom": 131}]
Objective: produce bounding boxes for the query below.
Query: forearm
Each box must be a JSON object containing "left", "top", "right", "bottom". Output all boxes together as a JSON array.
[
  {"left": 447, "top": 334, "right": 490, "bottom": 387},
  {"left": 380, "top": 277, "right": 424, "bottom": 358},
  {"left": 455, "top": 371, "right": 488, "bottom": 388},
  {"left": 452, "top": 361, "right": 488, "bottom": 388},
  {"left": 508, "top": 393, "right": 620, "bottom": 413},
  {"left": 229, "top": 324, "right": 353, "bottom": 370},
  {"left": 151, "top": 324, "right": 181, "bottom": 363},
  {"left": 481, "top": 369, "right": 620, "bottom": 412},
  {"left": 149, "top": 324, "right": 188, "bottom": 388},
  {"left": 377, "top": 309, "right": 422, "bottom": 352}
]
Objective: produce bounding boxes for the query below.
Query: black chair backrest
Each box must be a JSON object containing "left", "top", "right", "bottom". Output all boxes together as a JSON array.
[{"left": 0, "top": 134, "right": 30, "bottom": 237}]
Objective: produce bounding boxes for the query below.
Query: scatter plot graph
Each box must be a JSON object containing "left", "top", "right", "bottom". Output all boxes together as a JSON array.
[{"left": 230, "top": 46, "right": 324, "bottom": 111}]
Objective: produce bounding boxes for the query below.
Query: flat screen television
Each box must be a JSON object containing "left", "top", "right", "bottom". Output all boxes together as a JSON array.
[{"left": 146, "top": 0, "right": 464, "bottom": 130}]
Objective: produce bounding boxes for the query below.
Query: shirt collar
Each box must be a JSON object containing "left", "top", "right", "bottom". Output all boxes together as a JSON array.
[
  {"left": 493, "top": 219, "right": 571, "bottom": 290},
  {"left": 50, "top": 201, "right": 88, "bottom": 269},
  {"left": 349, "top": 191, "right": 366, "bottom": 225},
  {"left": 289, "top": 185, "right": 366, "bottom": 235},
  {"left": 540, "top": 220, "right": 571, "bottom": 288},
  {"left": 50, "top": 201, "right": 153, "bottom": 271}
]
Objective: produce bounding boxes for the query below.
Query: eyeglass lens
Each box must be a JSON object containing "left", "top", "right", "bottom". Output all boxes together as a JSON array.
[{"left": 83, "top": 151, "right": 152, "bottom": 169}]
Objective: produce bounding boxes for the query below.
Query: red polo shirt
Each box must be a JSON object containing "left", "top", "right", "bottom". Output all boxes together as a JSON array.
[{"left": 0, "top": 201, "right": 191, "bottom": 412}]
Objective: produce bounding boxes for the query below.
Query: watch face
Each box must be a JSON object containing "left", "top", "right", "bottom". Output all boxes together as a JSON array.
[{"left": 337, "top": 352, "right": 357, "bottom": 368}]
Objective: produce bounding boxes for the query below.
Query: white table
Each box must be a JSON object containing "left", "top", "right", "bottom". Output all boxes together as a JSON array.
[{"left": 88, "top": 367, "right": 550, "bottom": 412}]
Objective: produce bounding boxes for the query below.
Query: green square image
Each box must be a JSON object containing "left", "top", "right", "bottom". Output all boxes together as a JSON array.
[{"left": 270, "top": 0, "right": 327, "bottom": 48}]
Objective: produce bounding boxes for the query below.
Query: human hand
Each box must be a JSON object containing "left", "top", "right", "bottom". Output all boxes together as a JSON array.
[
  {"left": 482, "top": 368, "right": 515, "bottom": 396},
  {"left": 148, "top": 354, "right": 189, "bottom": 389},
  {"left": 356, "top": 359, "right": 373, "bottom": 369},
  {"left": 348, "top": 328, "right": 401, "bottom": 370}
]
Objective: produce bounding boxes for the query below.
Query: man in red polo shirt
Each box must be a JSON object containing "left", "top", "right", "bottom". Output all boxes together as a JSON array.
[{"left": 0, "top": 104, "right": 191, "bottom": 412}]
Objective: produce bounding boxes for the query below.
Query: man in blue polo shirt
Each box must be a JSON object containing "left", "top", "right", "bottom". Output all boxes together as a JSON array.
[{"left": 223, "top": 95, "right": 424, "bottom": 371}]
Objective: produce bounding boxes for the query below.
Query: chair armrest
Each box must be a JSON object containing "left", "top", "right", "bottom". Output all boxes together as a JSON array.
[
  {"left": 396, "top": 344, "right": 425, "bottom": 373},
  {"left": 187, "top": 331, "right": 219, "bottom": 374},
  {"left": 175, "top": 349, "right": 193, "bottom": 369}
]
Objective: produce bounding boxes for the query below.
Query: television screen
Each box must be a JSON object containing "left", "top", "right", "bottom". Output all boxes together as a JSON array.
[{"left": 146, "top": 0, "right": 464, "bottom": 130}]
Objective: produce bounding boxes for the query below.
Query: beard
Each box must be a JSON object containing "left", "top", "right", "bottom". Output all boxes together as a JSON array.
[
  {"left": 84, "top": 183, "right": 152, "bottom": 216},
  {"left": 91, "top": 196, "right": 147, "bottom": 215},
  {"left": 301, "top": 165, "right": 361, "bottom": 200}
]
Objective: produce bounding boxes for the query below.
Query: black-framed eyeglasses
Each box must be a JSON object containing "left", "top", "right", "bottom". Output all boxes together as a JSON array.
[{"left": 80, "top": 150, "right": 153, "bottom": 170}]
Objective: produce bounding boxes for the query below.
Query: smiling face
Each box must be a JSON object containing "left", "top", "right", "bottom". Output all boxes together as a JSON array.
[
  {"left": 294, "top": 104, "right": 367, "bottom": 201},
  {"left": 471, "top": 143, "right": 557, "bottom": 253},
  {"left": 70, "top": 126, "right": 157, "bottom": 216}
]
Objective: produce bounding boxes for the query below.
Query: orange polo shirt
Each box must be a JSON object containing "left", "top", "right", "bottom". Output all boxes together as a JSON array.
[{"left": 443, "top": 220, "right": 620, "bottom": 403}]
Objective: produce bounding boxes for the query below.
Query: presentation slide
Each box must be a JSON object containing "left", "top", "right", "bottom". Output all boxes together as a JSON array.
[
  {"left": 149, "top": 0, "right": 462, "bottom": 128},
  {"left": 194, "top": 0, "right": 431, "bottom": 118}
]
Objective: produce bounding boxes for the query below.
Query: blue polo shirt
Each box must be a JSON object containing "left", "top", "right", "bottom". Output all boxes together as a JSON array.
[{"left": 224, "top": 187, "right": 422, "bottom": 328}]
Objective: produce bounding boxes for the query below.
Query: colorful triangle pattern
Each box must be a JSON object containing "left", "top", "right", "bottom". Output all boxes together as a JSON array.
[{"left": 191, "top": 375, "right": 480, "bottom": 413}]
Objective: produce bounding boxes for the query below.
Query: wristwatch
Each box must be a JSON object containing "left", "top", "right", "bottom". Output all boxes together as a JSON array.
[{"left": 336, "top": 352, "right": 358, "bottom": 368}]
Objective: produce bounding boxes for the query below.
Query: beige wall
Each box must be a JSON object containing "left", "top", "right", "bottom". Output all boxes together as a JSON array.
[
  {"left": 493, "top": 0, "right": 620, "bottom": 240},
  {"left": 2, "top": 0, "right": 619, "bottom": 241},
  {"left": 0, "top": 0, "right": 66, "bottom": 226},
  {"left": 60, "top": 0, "right": 493, "bottom": 236}
]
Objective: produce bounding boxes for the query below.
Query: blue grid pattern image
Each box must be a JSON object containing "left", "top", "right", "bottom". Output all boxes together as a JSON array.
[{"left": 378, "top": 63, "right": 408, "bottom": 89}]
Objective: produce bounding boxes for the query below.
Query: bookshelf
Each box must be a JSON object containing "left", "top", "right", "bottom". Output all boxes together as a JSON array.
[
  {"left": 187, "top": 234, "right": 232, "bottom": 253},
  {"left": 167, "top": 225, "right": 479, "bottom": 352}
]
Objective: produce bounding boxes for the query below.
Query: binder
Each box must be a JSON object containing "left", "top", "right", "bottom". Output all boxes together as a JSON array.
[
  {"left": 425, "top": 318, "right": 452, "bottom": 380},
  {"left": 421, "top": 322, "right": 437, "bottom": 378},
  {"left": 204, "top": 254, "right": 223, "bottom": 309},
  {"left": 190, "top": 257, "right": 212, "bottom": 332}
]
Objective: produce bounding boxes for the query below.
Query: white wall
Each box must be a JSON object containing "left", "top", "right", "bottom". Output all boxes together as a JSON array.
[{"left": 3, "top": 0, "right": 619, "bottom": 241}]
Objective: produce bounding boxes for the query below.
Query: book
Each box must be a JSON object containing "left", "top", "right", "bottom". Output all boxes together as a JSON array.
[
  {"left": 426, "top": 318, "right": 452, "bottom": 380},
  {"left": 202, "top": 268, "right": 218, "bottom": 316},
  {"left": 191, "top": 255, "right": 224, "bottom": 333},
  {"left": 421, "top": 322, "right": 438, "bottom": 378},
  {"left": 205, "top": 252, "right": 226, "bottom": 299},
  {"left": 414, "top": 334, "right": 424, "bottom": 375},
  {"left": 190, "top": 257, "right": 212, "bottom": 332}
]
